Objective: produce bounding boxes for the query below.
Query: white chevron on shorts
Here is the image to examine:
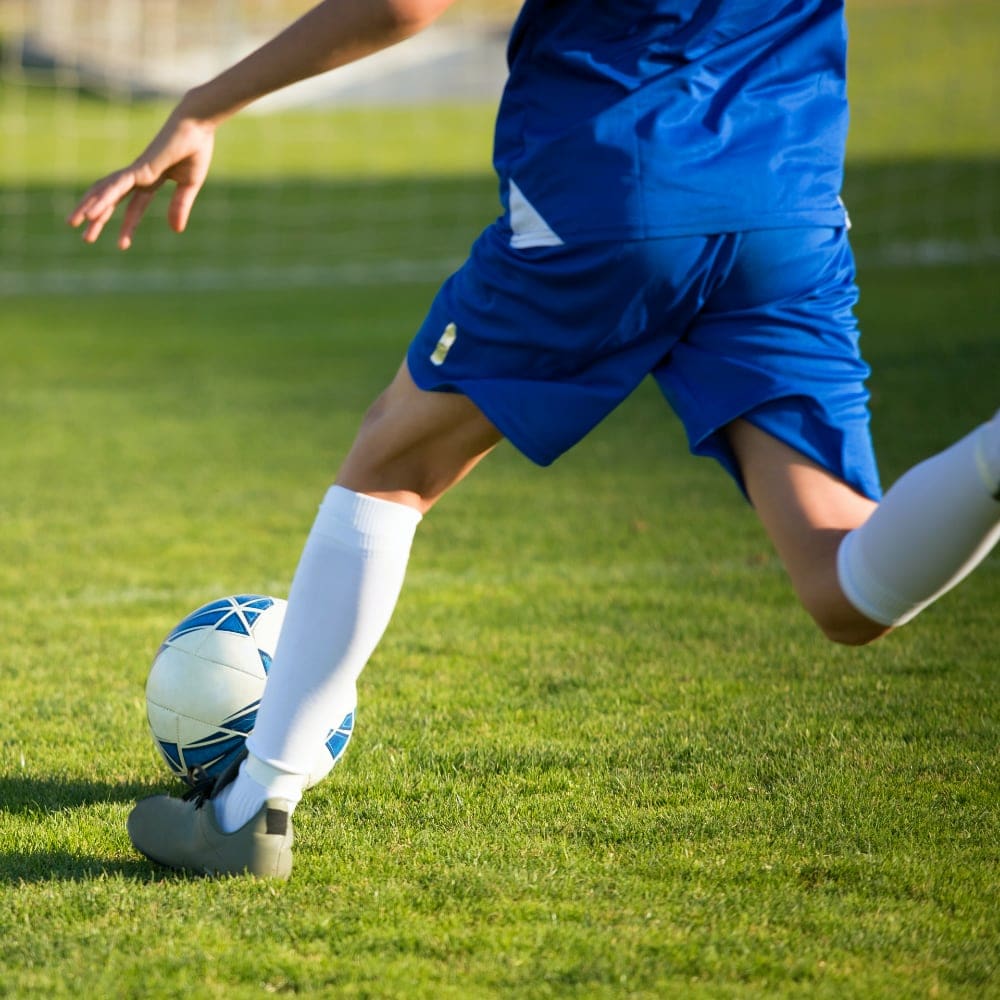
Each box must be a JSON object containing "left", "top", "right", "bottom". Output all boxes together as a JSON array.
[{"left": 509, "top": 180, "right": 564, "bottom": 249}]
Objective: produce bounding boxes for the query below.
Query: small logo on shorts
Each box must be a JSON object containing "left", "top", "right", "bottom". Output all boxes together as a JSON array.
[{"left": 430, "top": 322, "right": 457, "bottom": 366}]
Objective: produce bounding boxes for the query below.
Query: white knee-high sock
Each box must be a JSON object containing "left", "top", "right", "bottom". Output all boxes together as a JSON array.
[
  {"left": 838, "top": 411, "right": 1000, "bottom": 627},
  {"left": 215, "top": 486, "right": 421, "bottom": 832}
]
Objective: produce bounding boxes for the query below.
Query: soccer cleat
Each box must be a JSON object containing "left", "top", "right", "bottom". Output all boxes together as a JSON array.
[{"left": 127, "top": 752, "right": 294, "bottom": 879}]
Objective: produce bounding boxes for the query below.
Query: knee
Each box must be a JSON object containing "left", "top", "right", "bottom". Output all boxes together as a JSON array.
[
  {"left": 800, "top": 590, "right": 891, "bottom": 646},
  {"left": 815, "top": 615, "right": 890, "bottom": 647}
]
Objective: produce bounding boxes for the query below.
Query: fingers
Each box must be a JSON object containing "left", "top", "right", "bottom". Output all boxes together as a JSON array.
[
  {"left": 66, "top": 169, "right": 137, "bottom": 242},
  {"left": 119, "top": 186, "right": 160, "bottom": 250},
  {"left": 68, "top": 138, "right": 210, "bottom": 248},
  {"left": 68, "top": 113, "right": 215, "bottom": 249},
  {"left": 167, "top": 183, "right": 200, "bottom": 235},
  {"left": 67, "top": 168, "right": 173, "bottom": 249},
  {"left": 77, "top": 201, "right": 118, "bottom": 246}
]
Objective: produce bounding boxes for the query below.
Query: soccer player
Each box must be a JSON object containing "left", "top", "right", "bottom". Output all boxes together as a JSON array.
[{"left": 69, "top": 0, "right": 1000, "bottom": 879}]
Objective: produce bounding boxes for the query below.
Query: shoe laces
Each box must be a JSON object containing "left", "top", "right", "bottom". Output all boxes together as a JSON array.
[
  {"left": 181, "top": 748, "right": 249, "bottom": 809},
  {"left": 181, "top": 769, "right": 216, "bottom": 808}
]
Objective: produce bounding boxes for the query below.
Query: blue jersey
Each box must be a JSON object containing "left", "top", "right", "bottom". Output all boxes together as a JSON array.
[{"left": 494, "top": 0, "right": 850, "bottom": 245}]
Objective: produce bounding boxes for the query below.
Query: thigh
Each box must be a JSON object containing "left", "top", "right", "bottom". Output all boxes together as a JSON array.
[{"left": 336, "top": 361, "right": 503, "bottom": 513}]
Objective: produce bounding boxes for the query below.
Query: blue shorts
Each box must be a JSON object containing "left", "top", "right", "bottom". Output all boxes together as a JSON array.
[{"left": 407, "top": 224, "right": 881, "bottom": 501}]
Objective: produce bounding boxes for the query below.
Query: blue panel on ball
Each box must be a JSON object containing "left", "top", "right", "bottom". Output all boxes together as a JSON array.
[
  {"left": 217, "top": 595, "right": 276, "bottom": 637},
  {"left": 324, "top": 710, "right": 355, "bottom": 762},
  {"left": 165, "top": 597, "right": 235, "bottom": 641},
  {"left": 217, "top": 612, "right": 252, "bottom": 636},
  {"left": 235, "top": 595, "right": 274, "bottom": 610},
  {"left": 163, "top": 595, "right": 276, "bottom": 645},
  {"left": 220, "top": 702, "right": 260, "bottom": 735},
  {"left": 163, "top": 604, "right": 230, "bottom": 643},
  {"left": 156, "top": 739, "right": 184, "bottom": 775},
  {"left": 181, "top": 733, "right": 248, "bottom": 783}
]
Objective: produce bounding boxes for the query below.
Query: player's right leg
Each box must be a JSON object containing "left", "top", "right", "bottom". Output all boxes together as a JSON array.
[
  {"left": 833, "top": 409, "right": 1000, "bottom": 630},
  {"left": 726, "top": 414, "right": 1000, "bottom": 645},
  {"left": 653, "top": 224, "right": 1000, "bottom": 646}
]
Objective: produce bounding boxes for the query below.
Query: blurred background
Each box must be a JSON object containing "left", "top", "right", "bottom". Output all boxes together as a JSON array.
[{"left": 1, "top": 0, "right": 997, "bottom": 295}]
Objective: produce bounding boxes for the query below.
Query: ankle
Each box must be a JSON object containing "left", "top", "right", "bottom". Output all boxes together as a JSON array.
[
  {"left": 245, "top": 752, "right": 310, "bottom": 804},
  {"left": 214, "top": 753, "right": 308, "bottom": 834}
]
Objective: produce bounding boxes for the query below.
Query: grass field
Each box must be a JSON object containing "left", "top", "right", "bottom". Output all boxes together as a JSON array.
[{"left": 1, "top": 1, "right": 999, "bottom": 997}]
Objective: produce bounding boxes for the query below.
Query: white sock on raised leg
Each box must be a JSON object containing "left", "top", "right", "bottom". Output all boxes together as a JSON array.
[{"left": 837, "top": 411, "right": 1000, "bottom": 627}]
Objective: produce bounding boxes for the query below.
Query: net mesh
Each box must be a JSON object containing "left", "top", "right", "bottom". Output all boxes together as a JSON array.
[{"left": 1, "top": 0, "right": 997, "bottom": 296}]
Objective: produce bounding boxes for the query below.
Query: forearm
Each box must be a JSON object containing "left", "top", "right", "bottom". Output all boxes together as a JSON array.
[{"left": 178, "top": 0, "right": 455, "bottom": 125}]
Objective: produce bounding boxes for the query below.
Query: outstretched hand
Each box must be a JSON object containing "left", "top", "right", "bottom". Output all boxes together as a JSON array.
[{"left": 67, "top": 111, "right": 216, "bottom": 250}]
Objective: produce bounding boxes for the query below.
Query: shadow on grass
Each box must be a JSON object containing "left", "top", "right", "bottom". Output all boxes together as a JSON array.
[
  {"left": 1, "top": 850, "right": 188, "bottom": 883},
  {"left": 0, "top": 773, "right": 198, "bottom": 883},
  {"left": 0, "top": 773, "right": 167, "bottom": 812}
]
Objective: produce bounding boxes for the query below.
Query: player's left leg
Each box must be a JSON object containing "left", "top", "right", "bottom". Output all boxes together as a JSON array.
[
  {"left": 127, "top": 362, "right": 503, "bottom": 877},
  {"left": 335, "top": 359, "right": 506, "bottom": 510},
  {"left": 128, "top": 225, "right": 715, "bottom": 877},
  {"left": 223, "top": 361, "right": 502, "bottom": 822},
  {"left": 727, "top": 411, "right": 1000, "bottom": 645}
]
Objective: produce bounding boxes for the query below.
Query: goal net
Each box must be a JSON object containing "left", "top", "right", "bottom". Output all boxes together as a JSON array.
[{"left": 1, "top": 0, "right": 996, "bottom": 296}]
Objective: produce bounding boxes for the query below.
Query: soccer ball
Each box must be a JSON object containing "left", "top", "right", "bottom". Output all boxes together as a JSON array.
[{"left": 145, "top": 594, "right": 353, "bottom": 789}]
